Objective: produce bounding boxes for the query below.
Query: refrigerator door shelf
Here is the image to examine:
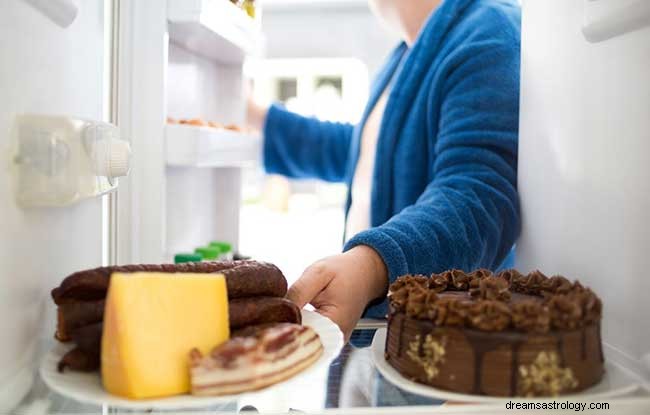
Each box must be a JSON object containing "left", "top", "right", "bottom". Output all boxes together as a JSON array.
[
  {"left": 10, "top": 114, "right": 131, "bottom": 208},
  {"left": 166, "top": 124, "right": 260, "bottom": 168},
  {"left": 168, "top": 0, "right": 263, "bottom": 64}
]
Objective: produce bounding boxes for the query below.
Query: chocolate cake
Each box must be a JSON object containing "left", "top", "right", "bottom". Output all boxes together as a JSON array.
[{"left": 385, "top": 270, "right": 604, "bottom": 397}]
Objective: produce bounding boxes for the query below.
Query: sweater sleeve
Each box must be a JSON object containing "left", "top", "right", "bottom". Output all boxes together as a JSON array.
[
  {"left": 263, "top": 104, "right": 355, "bottom": 183},
  {"left": 344, "top": 42, "right": 521, "bottom": 318}
]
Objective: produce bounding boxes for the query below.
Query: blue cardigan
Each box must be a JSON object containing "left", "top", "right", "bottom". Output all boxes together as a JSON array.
[{"left": 263, "top": 0, "right": 521, "bottom": 318}]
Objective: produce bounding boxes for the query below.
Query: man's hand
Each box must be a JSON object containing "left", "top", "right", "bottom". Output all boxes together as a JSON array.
[
  {"left": 244, "top": 80, "right": 269, "bottom": 131},
  {"left": 287, "top": 245, "right": 389, "bottom": 341}
]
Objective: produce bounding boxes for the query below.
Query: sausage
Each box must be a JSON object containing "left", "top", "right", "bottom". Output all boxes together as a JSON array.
[
  {"left": 57, "top": 347, "right": 99, "bottom": 373},
  {"left": 69, "top": 323, "right": 103, "bottom": 354},
  {"left": 228, "top": 297, "right": 301, "bottom": 330},
  {"left": 56, "top": 300, "right": 105, "bottom": 342},
  {"left": 51, "top": 261, "right": 247, "bottom": 304},
  {"left": 56, "top": 296, "right": 300, "bottom": 346},
  {"left": 56, "top": 296, "right": 302, "bottom": 371},
  {"left": 51, "top": 260, "right": 287, "bottom": 304},
  {"left": 222, "top": 262, "right": 288, "bottom": 299}
]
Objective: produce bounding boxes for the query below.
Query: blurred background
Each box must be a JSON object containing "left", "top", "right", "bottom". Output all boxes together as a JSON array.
[{"left": 239, "top": 0, "right": 397, "bottom": 281}]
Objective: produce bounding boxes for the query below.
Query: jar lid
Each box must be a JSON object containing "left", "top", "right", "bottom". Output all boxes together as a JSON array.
[
  {"left": 195, "top": 246, "right": 220, "bottom": 260},
  {"left": 174, "top": 253, "right": 203, "bottom": 263}
]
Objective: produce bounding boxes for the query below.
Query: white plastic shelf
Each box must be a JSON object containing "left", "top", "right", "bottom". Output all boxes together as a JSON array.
[
  {"left": 165, "top": 124, "right": 261, "bottom": 167},
  {"left": 167, "top": 0, "right": 262, "bottom": 64}
]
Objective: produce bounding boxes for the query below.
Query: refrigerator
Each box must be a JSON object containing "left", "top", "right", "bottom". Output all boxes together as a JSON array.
[
  {"left": 0, "top": 1, "right": 114, "bottom": 410},
  {"left": 0, "top": 0, "right": 259, "bottom": 411},
  {"left": 517, "top": 0, "right": 650, "bottom": 393},
  {"left": 1, "top": 0, "right": 649, "bottom": 413}
]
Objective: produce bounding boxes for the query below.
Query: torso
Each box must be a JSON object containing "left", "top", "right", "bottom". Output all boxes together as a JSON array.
[{"left": 345, "top": 90, "right": 390, "bottom": 241}]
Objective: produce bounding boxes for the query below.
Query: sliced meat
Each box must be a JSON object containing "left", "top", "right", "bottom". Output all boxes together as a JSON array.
[{"left": 190, "top": 324, "right": 322, "bottom": 396}]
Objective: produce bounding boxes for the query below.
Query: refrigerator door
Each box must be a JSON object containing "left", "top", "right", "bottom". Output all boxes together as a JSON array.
[
  {"left": 517, "top": 0, "right": 650, "bottom": 380},
  {"left": 0, "top": 0, "right": 113, "bottom": 410}
]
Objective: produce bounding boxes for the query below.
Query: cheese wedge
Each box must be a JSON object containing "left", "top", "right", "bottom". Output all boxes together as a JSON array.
[{"left": 101, "top": 272, "right": 229, "bottom": 399}]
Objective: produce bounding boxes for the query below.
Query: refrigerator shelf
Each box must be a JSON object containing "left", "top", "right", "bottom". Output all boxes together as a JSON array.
[
  {"left": 166, "top": 124, "right": 261, "bottom": 168},
  {"left": 168, "top": 0, "right": 262, "bottom": 64}
]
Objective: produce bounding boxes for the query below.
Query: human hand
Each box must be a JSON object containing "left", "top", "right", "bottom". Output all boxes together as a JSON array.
[
  {"left": 287, "top": 245, "right": 389, "bottom": 342},
  {"left": 244, "top": 79, "right": 269, "bottom": 131}
]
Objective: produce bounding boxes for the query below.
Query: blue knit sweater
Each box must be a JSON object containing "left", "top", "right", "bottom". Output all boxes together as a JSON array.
[{"left": 263, "top": 0, "right": 521, "bottom": 318}]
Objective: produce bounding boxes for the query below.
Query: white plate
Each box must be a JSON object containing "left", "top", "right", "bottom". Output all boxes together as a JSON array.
[
  {"left": 40, "top": 310, "right": 343, "bottom": 410},
  {"left": 371, "top": 328, "right": 640, "bottom": 403}
]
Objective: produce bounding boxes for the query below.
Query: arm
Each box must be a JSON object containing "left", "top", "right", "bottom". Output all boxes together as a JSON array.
[
  {"left": 260, "top": 104, "right": 355, "bottom": 183},
  {"left": 344, "top": 43, "right": 521, "bottom": 318}
]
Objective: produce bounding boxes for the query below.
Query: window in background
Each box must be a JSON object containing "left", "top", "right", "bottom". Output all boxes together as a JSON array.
[
  {"left": 247, "top": 57, "right": 368, "bottom": 121},
  {"left": 240, "top": 58, "right": 369, "bottom": 281},
  {"left": 277, "top": 78, "right": 298, "bottom": 103}
]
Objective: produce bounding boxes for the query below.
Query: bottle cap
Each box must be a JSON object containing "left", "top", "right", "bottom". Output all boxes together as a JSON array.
[
  {"left": 108, "top": 139, "right": 131, "bottom": 178},
  {"left": 195, "top": 246, "right": 220, "bottom": 260},
  {"left": 210, "top": 241, "right": 232, "bottom": 253},
  {"left": 174, "top": 253, "right": 203, "bottom": 263}
]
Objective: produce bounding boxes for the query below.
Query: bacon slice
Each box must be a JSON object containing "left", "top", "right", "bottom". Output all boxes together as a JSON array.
[{"left": 189, "top": 324, "right": 323, "bottom": 396}]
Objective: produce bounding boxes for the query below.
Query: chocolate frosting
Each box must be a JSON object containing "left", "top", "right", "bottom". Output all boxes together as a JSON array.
[
  {"left": 447, "top": 269, "right": 472, "bottom": 290},
  {"left": 495, "top": 269, "right": 524, "bottom": 283},
  {"left": 428, "top": 274, "right": 449, "bottom": 293},
  {"left": 431, "top": 297, "right": 471, "bottom": 327},
  {"left": 388, "top": 270, "right": 602, "bottom": 333},
  {"left": 469, "top": 300, "right": 511, "bottom": 331},
  {"left": 511, "top": 301, "right": 551, "bottom": 333},
  {"left": 470, "top": 277, "right": 511, "bottom": 302}
]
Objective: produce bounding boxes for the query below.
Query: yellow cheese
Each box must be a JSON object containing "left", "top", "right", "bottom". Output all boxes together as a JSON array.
[{"left": 101, "top": 272, "right": 229, "bottom": 399}]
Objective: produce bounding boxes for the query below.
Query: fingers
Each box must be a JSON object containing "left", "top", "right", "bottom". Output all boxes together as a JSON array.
[
  {"left": 316, "top": 305, "right": 353, "bottom": 343},
  {"left": 286, "top": 262, "right": 333, "bottom": 309}
]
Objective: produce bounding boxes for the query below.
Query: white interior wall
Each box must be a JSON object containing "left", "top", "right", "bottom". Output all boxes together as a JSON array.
[
  {"left": 165, "top": 43, "right": 245, "bottom": 255},
  {"left": 0, "top": 1, "right": 108, "bottom": 410},
  {"left": 166, "top": 166, "right": 242, "bottom": 256},
  {"left": 167, "top": 43, "right": 244, "bottom": 123},
  {"left": 517, "top": 0, "right": 650, "bottom": 379}
]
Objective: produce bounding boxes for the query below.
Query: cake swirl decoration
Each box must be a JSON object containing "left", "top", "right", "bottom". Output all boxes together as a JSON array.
[{"left": 387, "top": 269, "right": 602, "bottom": 334}]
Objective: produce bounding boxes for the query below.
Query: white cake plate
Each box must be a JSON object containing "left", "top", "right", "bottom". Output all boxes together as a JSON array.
[
  {"left": 40, "top": 310, "right": 343, "bottom": 410},
  {"left": 371, "top": 328, "right": 640, "bottom": 403}
]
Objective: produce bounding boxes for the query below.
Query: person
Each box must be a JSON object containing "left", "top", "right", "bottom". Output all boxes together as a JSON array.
[{"left": 247, "top": 0, "right": 521, "bottom": 341}]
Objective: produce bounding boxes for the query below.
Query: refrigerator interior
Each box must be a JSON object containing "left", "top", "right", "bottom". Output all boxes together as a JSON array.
[
  {"left": 164, "top": 42, "right": 246, "bottom": 257},
  {"left": 2, "top": 0, "right": 650, "bottom": 412},
  {"left": 115, "top": 0, "right": 261, "bottom": 265},
  {"left": 517, "top": 0, "right": 650, "bottom": 384},
  {"left": 0, "top": 0, "right": 111, "bottom": 410}
]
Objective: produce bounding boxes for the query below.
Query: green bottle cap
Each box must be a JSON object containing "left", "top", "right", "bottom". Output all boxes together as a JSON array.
[
  {"left": 195, "top": 246, "right": 220, "bottom": 260},
  {"left": 210, "top": 241, "right": 232, "bottom": 253},
  {"left": 174, "top": 253, "right": 203, "bottom": 263}
]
